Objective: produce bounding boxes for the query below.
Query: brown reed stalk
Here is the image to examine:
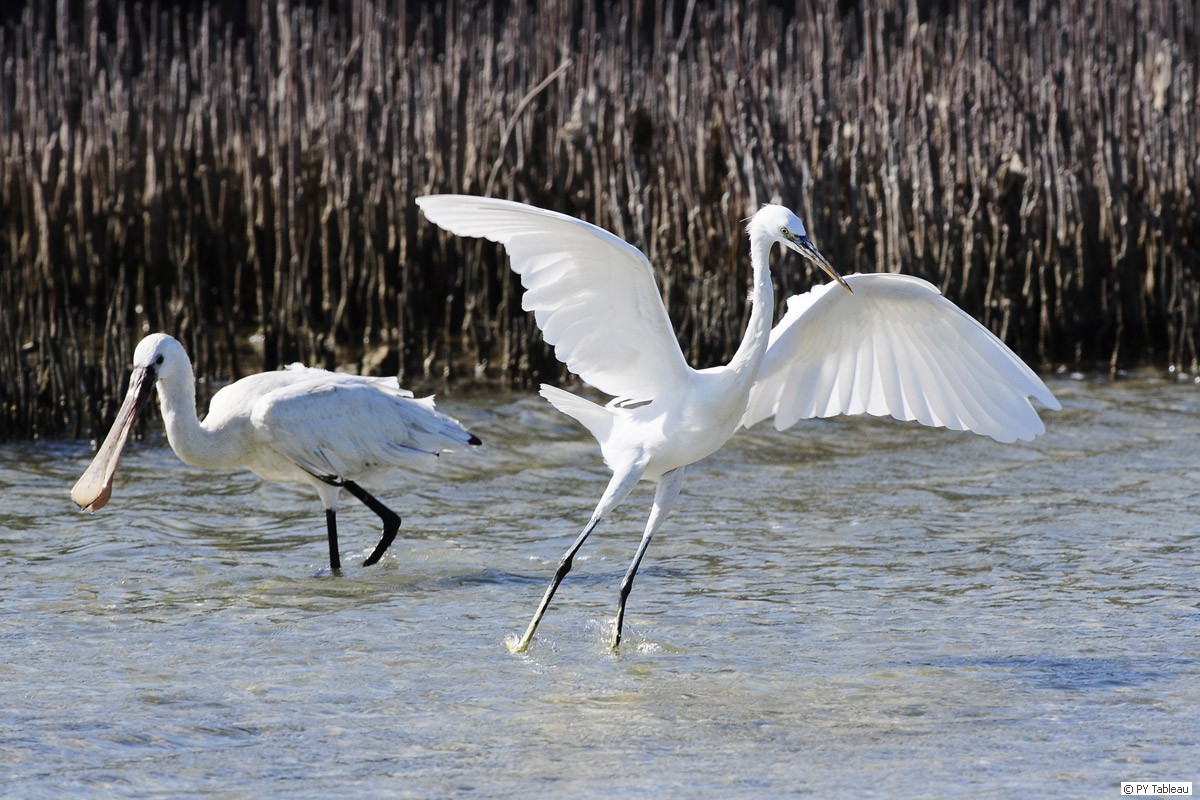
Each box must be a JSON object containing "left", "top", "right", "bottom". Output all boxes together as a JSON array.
[{"left": 0, "top": 0, "right": 1196, "bottom": 442}]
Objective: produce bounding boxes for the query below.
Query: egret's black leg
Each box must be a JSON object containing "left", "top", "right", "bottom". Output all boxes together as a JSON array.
[
  {"left": 510, "top": 520, "right": 599, "bottom": 652},
  {"left": 508, "top": 465, "right": 645, "bottom": 653},
  {"left": 325, "top": 508, "right": 342, "bottom": 572},
  {"left": 612, "top": 535, "right": 649, "bottom": 649},
  {"left": 611, "top": 466, "right": 685, "bottom": 650},
  {"left": 341, "top": 480, "right": 402, "bottom": 567}
]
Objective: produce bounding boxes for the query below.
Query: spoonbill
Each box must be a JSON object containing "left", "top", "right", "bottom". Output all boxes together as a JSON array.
[
  {"left": 71, "top": 333, "right": 481, "bottom": 571},
  {"left": 417, "top": 195, "right": 1060, "bottom": 652}
]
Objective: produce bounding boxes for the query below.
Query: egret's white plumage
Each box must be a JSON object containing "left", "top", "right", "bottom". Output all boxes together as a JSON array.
[
  {"left": 743, "top": 273, "right": 1059, "bottom": 440},
  {"left": 417, "top": 195, "right": 1059, "bottom": 651},
  {"left": 72, "top": 333, "right": 481, "bottom": 570}
]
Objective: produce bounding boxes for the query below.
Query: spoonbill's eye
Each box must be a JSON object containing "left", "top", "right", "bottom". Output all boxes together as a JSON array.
[{"left": 155, "top": 355, "right": 164, "bottom": 365}]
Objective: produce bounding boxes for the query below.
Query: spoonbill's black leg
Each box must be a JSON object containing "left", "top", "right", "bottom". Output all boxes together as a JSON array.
[
  {"left": 325, "top": 509, "right": 342, "bottom": 572},
  {"left": 341, "top": 480, "right": 403, "bottom": 566}
]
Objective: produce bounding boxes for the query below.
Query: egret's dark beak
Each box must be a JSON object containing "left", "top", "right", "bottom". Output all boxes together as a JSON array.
[
  {"left": 71, "top": 364, "right": 157, "bottom": 511},
  {"left": 785, "top": 232, "right": 852, "bottom": 293}
]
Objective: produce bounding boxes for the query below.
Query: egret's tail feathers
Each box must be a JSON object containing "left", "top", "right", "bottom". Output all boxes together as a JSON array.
[{"left": 539, "top": 384, "right": 614, "bottom": 443}]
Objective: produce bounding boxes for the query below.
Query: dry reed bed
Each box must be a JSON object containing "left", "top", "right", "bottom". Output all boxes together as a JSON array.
[{"left": 0, "top": 0, "right": 1196, "bottom": 441}]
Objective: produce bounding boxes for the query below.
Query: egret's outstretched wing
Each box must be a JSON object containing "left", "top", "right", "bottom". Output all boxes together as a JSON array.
[
  {"left": 417, "top": 195, "right": 690, "bottom": 400},
  {"left": 742, "top": 273, "right": 1060, "bottom": 443},
  {"left": 252, "top": 378, "right": 475, "bottom": 479}
]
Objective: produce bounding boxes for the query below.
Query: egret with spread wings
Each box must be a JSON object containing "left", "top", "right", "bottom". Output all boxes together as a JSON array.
[{"left": 417, "top": 195, "right": 1059, "bottom": 651}]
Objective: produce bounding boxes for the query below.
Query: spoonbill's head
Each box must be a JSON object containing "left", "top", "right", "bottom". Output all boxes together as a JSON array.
[
  {"left": 749, "top": 204, "right": 851, "bottom": 293},
  {"left": 71, "top": 333, "right": 187, "bottom": 512},
  {"left": 132, "top": 333, "right": 191, "bottom": 387}
]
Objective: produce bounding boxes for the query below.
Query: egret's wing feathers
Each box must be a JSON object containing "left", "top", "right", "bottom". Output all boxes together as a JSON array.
[
  {"left": 417, "top": 195, "right": 690, "bottom": 400},
  {"left": 742, "top": 273, "right": 1060, "bottom": 443},
  {"left": 252, "top": 378, "right": 474, "bottom": 479}
]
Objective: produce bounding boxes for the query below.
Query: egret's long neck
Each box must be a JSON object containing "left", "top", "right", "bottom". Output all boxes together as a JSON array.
[
  {"left": 726, "top": 233, "right": 776, "bottom": 380},
  {"left": 156, "top": 369, "right": 228, "bottom": 468}
]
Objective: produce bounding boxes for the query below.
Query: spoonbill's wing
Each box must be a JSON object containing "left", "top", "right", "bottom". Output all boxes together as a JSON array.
[
  {"left": 251, "top": 378, "right": 475, "bottom": 479},
  {"left": 417, "top": 195, "right": 690, "bottom": 401},
  {"left": 282, "top": 363, "right": 413, "bottom": 396},
  {"left": 207, "top": 364, "right": 415, "bottom": 425},
  {"left": 742, "top": 273, "right": 1060, "bottom": 443}
]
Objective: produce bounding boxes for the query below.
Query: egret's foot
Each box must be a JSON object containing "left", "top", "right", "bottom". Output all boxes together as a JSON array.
[
  {"left": 507, "top": 616, "right": 542, "bottom": 653},
  {"left": 608, "top": 626, "right": 623, "bottom": 652},
  {"left": 610, "top": 608, "right": 630, "bottom": 651}
]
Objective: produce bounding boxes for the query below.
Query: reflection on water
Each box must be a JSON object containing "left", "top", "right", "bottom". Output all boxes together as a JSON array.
[{"left": 1, "top": 374, "right": 1197, "bottom": 797}]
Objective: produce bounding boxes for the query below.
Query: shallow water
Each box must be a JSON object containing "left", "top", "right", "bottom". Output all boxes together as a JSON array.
[{"left": 1, "top": 374, "right": 1197, "bottom": 798}]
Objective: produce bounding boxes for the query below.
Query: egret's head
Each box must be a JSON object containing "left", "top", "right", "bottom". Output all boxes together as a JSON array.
[{"left": 749, "top": 204, "right": 851, "bottom": 293}]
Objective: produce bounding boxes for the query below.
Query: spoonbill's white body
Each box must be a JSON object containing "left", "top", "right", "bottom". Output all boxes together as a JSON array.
[
  {"left": 72, "top": 333, "right": 481, "bottom": 570},
  {"left": 417, "top": 195, "right": 1060, "bottom": 651}
]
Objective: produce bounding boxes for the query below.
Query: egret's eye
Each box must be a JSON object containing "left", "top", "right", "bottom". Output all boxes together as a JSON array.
[
  {"left": 779, "top": 226, "right": 789, "bottom": 236},
  {"left": 155, "top": 355, "right": 164, "bottom": 365}
]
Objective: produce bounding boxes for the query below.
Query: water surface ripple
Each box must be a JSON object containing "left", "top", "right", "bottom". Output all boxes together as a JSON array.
[{"left": 1, "top": 376, "right": 1197, "bottom": 798}]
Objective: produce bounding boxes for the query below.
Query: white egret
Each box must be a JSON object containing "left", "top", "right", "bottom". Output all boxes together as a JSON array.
[
  {"left": 72, "top": 333, "right": 481, "bottom": 571},
  {"left": 416, "top": 195, "right": 1060, "bottom": 651}
]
